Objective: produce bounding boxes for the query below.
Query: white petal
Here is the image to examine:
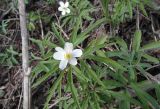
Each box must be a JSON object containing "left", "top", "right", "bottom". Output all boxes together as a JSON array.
[
  {"left": 53, "top": 52, "right": 65, "bottom": 60},
  {"left": 55, "top": 47, "right": 64, "bottom": 52},
  {"left": 62, "top": 11, "right": 66, "bottom": 15},
  {"left": 69, "top": 58, "right": 77, "bottom": 65},
  {"left": 59, "top": 1, "right": 64, "bottom": 7},
  {"left": 66, "top": 8, "right": 70, "bottom": 14},
  {"left": 64, "top": 42, "right": 73, "bottom": 52},
  {"left": 72, "top": 49, "right": 82, "bottom": 57},
  {"left": 64, "top": 2, "right": 69, "bottom": 7},
  {"left": 59, "top": 60, "right": 68, "bottom": 70},
  {"left": 58, "top": 7, "right": 63, "bottom": 11}
]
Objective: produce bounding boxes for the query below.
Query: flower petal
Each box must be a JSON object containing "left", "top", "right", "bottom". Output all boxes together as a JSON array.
[
  {"left": 64, "top": 42, "right": 73, "bottom": 52},
  {"left": 66, "top": 8, "right": 70, "bottom": 14},
  {"left": 58, "top": 7, "right": 63, "bottom": 11},
  {"left": 55, "top": 47, "right": 64, "bottom": 52},
  {"left": 64, "top": 2, "right": 69, "bottom": 7},
  {"left": 62, "top": 11, "right": 66, "bottom": 15},
  {"left": 53, "top": 52, "right": 65, "bottom": 60},
  {"left": 59, "top": 60, "right": 68, "bottom": 70},
  {"left": 72, "top": 49, "right": 82, "bottom": 57},
  {"left": 69, "top": 58, "right": 77, "bottom": 65},
  {"left": 59, "top": 1, "right": 64, "bottom": 7}
]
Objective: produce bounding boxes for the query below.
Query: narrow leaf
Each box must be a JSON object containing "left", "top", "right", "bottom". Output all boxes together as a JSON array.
[
  {"left": 43, "top": 71, "right": 64, "bottom": 109},
  {"left": 68, "top": 68, "right": 81, "bottom": 109},
  {"left": 131, "top": 83, "right": 160, "bottom": 109},
  {"left": 132, "top": 30, "right": 141, "bottom": 52},
  {"left": 32, "top": 66, "right": 58, "bottom": 88},
  {"left": 140, "top": 41, "right": 160, "bottom": 51},
  {"left": 88, "top": 55, "right": 126, "bottom": 71},
  {"left": 74, "top": 18, "right": 107, "bottom": 46}
]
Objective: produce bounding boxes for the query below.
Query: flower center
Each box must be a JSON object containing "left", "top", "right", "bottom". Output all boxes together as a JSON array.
[
  {"left": 64, "top": 53, "right": 72, "bottom": 60},
  {"left": 63, "top": 7, "right": 67, "bottom": 10}
]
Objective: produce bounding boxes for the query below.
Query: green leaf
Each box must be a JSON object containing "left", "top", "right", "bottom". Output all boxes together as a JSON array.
[
  {"left": 74, "top": 18, "right": 107, "bottom": 46},
  {"left": 30, "top": 38, "right": 45, "bottom": 55},
  {"left": 100, "top": 0, "right": 109, "bottom": 18},
  {"left": 131, "top": 83, "right": 160, "bottom": 109},
  {"left": 127, "top": 0, "right": 133, "bottom": 18},
  {"left": 140, "top": 41, "right": 160, "bottom": 51},
  {"left": 58, "top": 80, "right": 62, "bottom": 109},
  {"left": 83, "top": 43, "right": 106, "bottom": 57},
  {"left": 132, "top": 30, "right": 141, "bottom": 52},
  {"left": 119, "top": 99, "right": 130, "bottom": 109},
  {"left": 110, "top": 91, "right": 142, "bottom": 108},
  {"left": 32, "top": 65, "right": 58, "bottom": 88},
  {"left": 51, "top": 23, "right": 65, "bottom": 45},
  {"left": 88, "top": 55, "right": 126, "bottom": 71},
  {"left": 71, "top": 17, "right": 81, "bottom": 42},
  {"left": 83, "top": 36, "right": 107, "bottom": 57},
  {"left": 102, "top": 80, "right": 123, "bottom": 89},
  {"left": 71, "top": 66, "right": 89, "bottom": 82},
  {"left": 82, "top": 61, "right": 105, "bottom": 87},
  {"left": 43, "top": 71, "right": 65, "bottom": 109},
  {"left": 128, "top": 67, "right": 136, "bottom": 81},
  {"left": 28, "top": 22, "right": 35, "bottom": 31},
  {"left": 142, "top": 54, "right": 159, "bottom": 64},
  {"left": 7, "top": 46, "right": 19, "bottom": 55},
  {"left": 155, "top": 84, "right": 160, "bottom": 102},
  {"left": 105, "top": 51, "right": 124, "bottom": 58},
  {"left": 139, "top": 2, "right": 148, "bottom": 17},
  {"left": 115, "top": 37, "right": 128, "bottom": 51},
  {"left": 11, "top": 56, "right": 19, "bottom": 64},
  {"left": 81, "top": 97, "right": 89, "bottom": 109},
  {"left": 96, "top": 50, "right": 106, "bottom": 57},
  {"left": 136, "top": 80, "right": 155, "bottom": 91},
  {"left": 93, "top": 93, "right": 101, "bottom": 109},
  {"left": 53, "top": 96, "right": 69, "bottom": 108},
  {"left": 68, "top": 67, "right": 81, "bottom": 109},
  {"left": 42, "top": 35, "right": 57, "bottom": 48}
]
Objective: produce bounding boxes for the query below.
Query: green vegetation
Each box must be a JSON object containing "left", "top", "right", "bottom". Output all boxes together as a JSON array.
[{"left": 0, "top": 0, "right": 160, "bottom": 108}]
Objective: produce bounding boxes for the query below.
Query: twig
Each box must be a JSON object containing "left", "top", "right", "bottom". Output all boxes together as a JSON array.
[
  {"left": 0, "top": 8, "right": 11, "bottom": 22},
  {"left": 145, "top": 71, "right": 160, "bottom": 84},
  {"left": 146, "top": 64, "right": 160, "bottom": 71},
  {"left": 55, "top": 23, "right": 70, "bottom": 40},
  {"left": 0, "top": 34, "right": 11, "bottom": 40},
  {"left": 18, "top": 0, "right": 31, "bottom": 109},
  {"left": 38, "top": 12, "right": 44, "bottom": 39},
  {"left": 18, "top": 91, "right": 23, "bottom": 109},
  {"left": 151, "top": 14, "right": 159, "bottom": 41},
  {"left": 55, "top": 14, "right": 69, "bottom": 40},
  {"left": 49, "top": 93, "right": 71, "bottom": 109}
]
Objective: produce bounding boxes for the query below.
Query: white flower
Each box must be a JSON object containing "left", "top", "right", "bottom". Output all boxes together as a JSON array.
[
  {"left": 58, "top": 1, "right": 70, "bottom": 16},
  {"left": 53, "top": 42, "right": 82, "bottom": 70}
]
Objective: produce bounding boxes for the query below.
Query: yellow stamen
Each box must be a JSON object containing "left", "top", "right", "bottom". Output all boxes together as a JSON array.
[{"left": 64, "top": 53, "right": 72, "bottom": 59}]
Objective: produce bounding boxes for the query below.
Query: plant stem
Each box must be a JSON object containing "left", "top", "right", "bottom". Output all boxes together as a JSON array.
[{"left": 18, "top": 0, "right": 31, "bottom": 108}]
